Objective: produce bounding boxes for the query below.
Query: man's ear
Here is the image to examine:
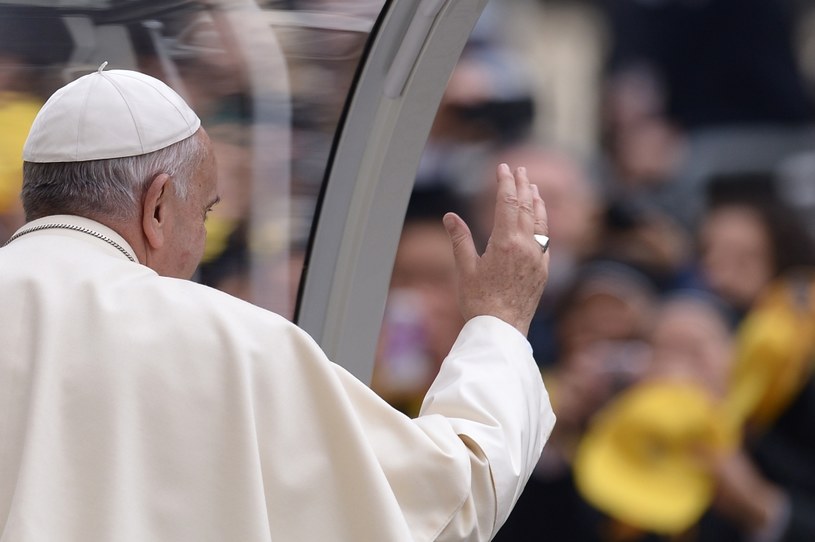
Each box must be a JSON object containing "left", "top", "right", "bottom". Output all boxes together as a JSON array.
[{"left": 142, "top": 173, "right": 172, "bottom": 249}]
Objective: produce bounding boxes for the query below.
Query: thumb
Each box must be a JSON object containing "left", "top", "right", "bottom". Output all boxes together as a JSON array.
[{"left": 443, "top": 212, "right": 478, "bottom": 275}]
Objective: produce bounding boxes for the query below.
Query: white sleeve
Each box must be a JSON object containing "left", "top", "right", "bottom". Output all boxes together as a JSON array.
[{"left": 419, "top": 315, "right": 556, "bottom": 540}]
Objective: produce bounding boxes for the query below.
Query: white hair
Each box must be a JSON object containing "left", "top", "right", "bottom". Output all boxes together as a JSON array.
[{"left": 22, "top": 132, "right": 207, "bottom": 222}]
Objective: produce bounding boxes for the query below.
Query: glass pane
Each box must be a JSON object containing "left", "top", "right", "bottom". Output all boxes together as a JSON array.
[{"left": 0, "top": 0, "right": 386, "bottom": 318}]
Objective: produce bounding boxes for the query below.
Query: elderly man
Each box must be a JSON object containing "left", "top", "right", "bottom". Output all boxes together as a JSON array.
[{"left": 0, "top": 67, "right": 554, "bottom": 541}]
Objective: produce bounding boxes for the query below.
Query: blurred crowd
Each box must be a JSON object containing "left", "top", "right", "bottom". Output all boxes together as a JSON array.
[
  {"left": 3, "top": 0, "right": 815, "bottom": 540},
  {"left": 372, "top": 1, "right": 815, "bottom": 540}
]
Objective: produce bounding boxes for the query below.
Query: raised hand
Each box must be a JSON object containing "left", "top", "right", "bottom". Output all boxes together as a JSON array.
[{"left": 443, "top": 163, "right": 549, "bottom": 335}]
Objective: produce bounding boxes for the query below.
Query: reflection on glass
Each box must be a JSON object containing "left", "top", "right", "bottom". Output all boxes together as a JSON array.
[{"left": 0, "top": 0, "right": 386, "bottom": 319}]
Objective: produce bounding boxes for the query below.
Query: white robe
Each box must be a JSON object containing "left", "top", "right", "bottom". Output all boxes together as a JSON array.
[{"left": 0, "top": 215, "right": 555, "bottom": 541}]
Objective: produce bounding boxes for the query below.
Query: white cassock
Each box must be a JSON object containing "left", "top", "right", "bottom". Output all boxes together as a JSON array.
[{"left": 0, "top": 215, "right": 555, "bottom": 542}]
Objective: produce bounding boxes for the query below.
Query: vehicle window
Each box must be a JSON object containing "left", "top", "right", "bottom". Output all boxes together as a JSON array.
[{"left": 0, "top": 0, "right": 386, "bottom": 318}]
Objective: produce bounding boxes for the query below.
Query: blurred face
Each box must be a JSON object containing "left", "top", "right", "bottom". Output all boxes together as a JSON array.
[
  {"left": 528, "top": 154, "right": 593, "bottom": 251},
  {"left": 648, "top": 299, "right": 733, "bottom": 396},
  {"left": 564, "top": 293, "right": 638, "bottom": 350},
  {"left": 476, "top": 148, "right": 598, "bottom": 257},
  {"left": 559, "top": 275, "right": 655, "bottom": 355},
  {"left": 164, "top": 132, "right": 220, "bottom": 279},
  {"left": 389, "top": 221, "right": 463, "bottom": 365},
  {"left": 700, "top": 206, "right": 774, "bottom": 310}
]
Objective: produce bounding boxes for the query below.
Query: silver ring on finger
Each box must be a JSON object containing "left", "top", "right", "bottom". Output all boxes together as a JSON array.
[{"left": 534, "top": 234, "right": 550, "bottom": 253}]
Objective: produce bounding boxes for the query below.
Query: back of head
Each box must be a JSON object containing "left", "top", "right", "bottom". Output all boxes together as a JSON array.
[{"left": 21, "top": 65, "right": 204, "bottom": 222}]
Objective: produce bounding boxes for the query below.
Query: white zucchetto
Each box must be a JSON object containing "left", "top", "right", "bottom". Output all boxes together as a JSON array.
[{"left": 23, "top": 64, "right": 201, "bottom": 163}]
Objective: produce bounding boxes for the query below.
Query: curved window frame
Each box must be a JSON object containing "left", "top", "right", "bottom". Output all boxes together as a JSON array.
[{"left": 297, "top": 0, "right": 489, "bottom": 383}]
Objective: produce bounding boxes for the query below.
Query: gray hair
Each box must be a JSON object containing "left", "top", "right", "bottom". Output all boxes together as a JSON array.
[{"left": 22, "top": 131, "right": 207, "bottom": 222}]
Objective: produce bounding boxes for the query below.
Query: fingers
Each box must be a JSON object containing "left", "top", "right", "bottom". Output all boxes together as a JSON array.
[
  {"left": 443, "top": 212, "right": 477, "bottom": 277},
  {"left": 531, "top": 184, "right": 549, "bottom": 236},
  {"left": 515, "top": 166, "right": 536, "bottom": 234},
  {"left": 492, "top": 163, "right": 517, "bottom": 238},
  {"left": 493, "top": 163, "right": 536, "bottom": 239},
  {"left": 453, "top": 164, "right": 550, "bottom": 333}
]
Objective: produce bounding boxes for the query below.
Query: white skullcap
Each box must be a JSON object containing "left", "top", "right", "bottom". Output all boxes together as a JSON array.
[{"left": 23, "top": 64, "right": 201, "bottom": 163}]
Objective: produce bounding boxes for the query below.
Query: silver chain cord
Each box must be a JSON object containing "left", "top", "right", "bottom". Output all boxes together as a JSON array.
[{"left": 4, "top": 223, "right": 136, "bottom": 263}]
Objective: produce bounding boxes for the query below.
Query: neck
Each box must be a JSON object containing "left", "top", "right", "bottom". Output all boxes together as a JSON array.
[{"left": 89, "top": 215, "right": 149, "bottom": 265}]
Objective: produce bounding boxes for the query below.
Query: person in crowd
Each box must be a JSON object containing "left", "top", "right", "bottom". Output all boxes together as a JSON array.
[
  {"left": 497, "top": 289, "right": 743, "bottom": 542},
  {"left": 598, "top": 198, "right": 696, "bottom": 294},
  {"left": 372, "top": 187, "right": 468, "bottom": 416},
  {"left": 600, "top": 0, "right": 815, "bottom": 228},
  {"left": 710, "top": 268, "right": 815, "bottom": 541},
  {"left": 698, "top": 179, "right": 815, "bottom": 323},
  {"left": 573, "top": 291, "right": 741, "bottom": 542},
  {"left": 0, "top": 67, "right": 554, "bottom": 541},
  {"left": 416, "top": 45, "right": 536, "bottom": 195},
  {"left": 646, "top": 292, "right": 735, "bottom": 398},
  {"left": 495, "top": 262, "right": 658, "bottom": 542}
]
